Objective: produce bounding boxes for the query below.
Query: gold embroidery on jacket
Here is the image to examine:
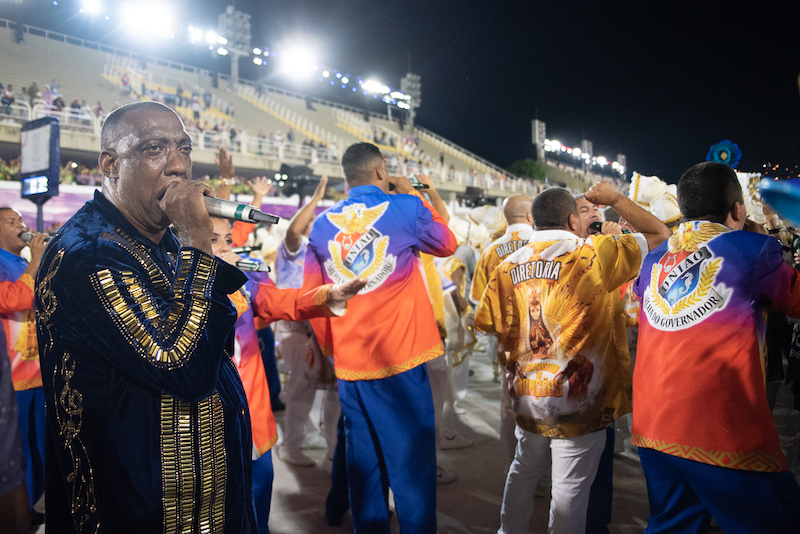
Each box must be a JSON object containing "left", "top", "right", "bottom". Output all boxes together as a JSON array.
[{"left": 161, "top": 394, "right": 196, "bottom": 533}]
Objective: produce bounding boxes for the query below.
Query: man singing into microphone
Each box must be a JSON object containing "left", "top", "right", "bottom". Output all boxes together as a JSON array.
[
  {"left": 35, "top": 101, "right": 363, "bottom": 533},
  {"left": 0, "top": 208, "right": 48, "bottom": 524}
]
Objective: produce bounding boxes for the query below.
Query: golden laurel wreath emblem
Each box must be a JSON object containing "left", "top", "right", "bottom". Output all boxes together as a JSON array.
[
  {"left": 327, "top": 236, "right": 389, "bottom": 280},
  {"left": 649, "top": 259, "right": 721, "bottom": 315}
]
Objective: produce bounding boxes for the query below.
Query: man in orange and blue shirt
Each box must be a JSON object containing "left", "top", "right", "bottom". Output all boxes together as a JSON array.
[
  {"left": 633, "top": 162, "right": 800, "bottom": 533},
  {"left": 303, "top": 142, "right": 457, "bottom": 534},
  {"left": 0, "top": 207, "right": 48, "bottom": 517}
]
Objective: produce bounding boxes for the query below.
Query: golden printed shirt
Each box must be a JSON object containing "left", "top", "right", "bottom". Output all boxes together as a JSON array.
[
  {"left": 470, "top": 223, "right": 534, "bottom": 305},
  {"left": 475, "top": 230, "right": 647, "bottom": 438}
]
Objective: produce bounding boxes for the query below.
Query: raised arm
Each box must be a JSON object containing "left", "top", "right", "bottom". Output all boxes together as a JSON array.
[
  {"left": 213, "top": 146, "right": 236, "bottom": 201},
  {"left": 285, "top": 176, "right": 327, "bottom": 253},
  {"left": 584, "top": 181, "right": 671, "bottom": 251},
  {"left": 0, "top": 233, "right": 46, "bottom": 313},
  {"left": 416, "top": 173, "right": 449, "bottom": 224}
]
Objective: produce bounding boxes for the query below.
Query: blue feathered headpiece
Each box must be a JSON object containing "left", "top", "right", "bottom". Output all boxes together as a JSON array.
[{"left": 706, "top": 140, "right": 741, "bottom": 169}]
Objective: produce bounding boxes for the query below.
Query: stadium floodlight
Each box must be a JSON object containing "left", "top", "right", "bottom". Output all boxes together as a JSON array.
[
  {"left": 253, "top": 57, "right": 263, "bottom": 65},
  {"left": 611, "top": 161, "right": 620, "bottom": 170},
  {"left": 217, "top": 36, "right": 228, "bottom": 45},
  {"left": 389, "top": 91, "right": 410, "bottom": 100},
  {"left": 322, "top": 71, "right": 330, "bottom": 78},
  {"left": 397, "top": 101, "right": 411, "bottom": 110},
  {"left": 81, "top": 0, "right": 102, "bottom": 14},
  {"left": 280, "top": 46, "right": 316, "bottom": 79},
  {"left": 205, "top": 30, "right": 217, "bottom": 44},
  {"left": 122, "top": 3, "right": 175, "bottom": 39},
  {"left": 253, "top": 47, "right": 262, "bottom": 55},
  {"left": 217, "top": 47, "right": 229, "bottom": 56},
  {"left": 188, "top": 25, "right": 203, "bottom": 43},
  {"left": 361, "top": 79, "right": 390, "bottom": 94},
  {"left": 572, "top": 147, "right": 582, "bottom": 157},
  {"left": 596, "top": 156, "right": 608, "bottom": 166},
  {"left": 341, "top": 77, "right": 349, "bottom": 84}
]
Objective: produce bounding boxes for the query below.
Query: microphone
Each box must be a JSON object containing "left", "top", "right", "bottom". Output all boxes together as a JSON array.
[
  {"left": 589, "top": 222, "right": 603, "bottom": 234},
  {"left": 204, "top": 197, "right": 280, "bottom": 225},
  {"left": 19, "top": 232, "right": 50, "bottom": 243},
  {"left": 236, "top": 260, "right": 271, "bottom": 272},
  {"left": 232, "top": 246, "right": 258, "bottom": 254}
]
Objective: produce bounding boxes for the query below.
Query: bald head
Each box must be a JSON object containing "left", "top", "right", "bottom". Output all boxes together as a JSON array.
[
  {"left": 101, "top": 101, "right": 181, "bottom": 151},
  {"left": 503, "top": 195, "right": 532, "bottom": 224}
]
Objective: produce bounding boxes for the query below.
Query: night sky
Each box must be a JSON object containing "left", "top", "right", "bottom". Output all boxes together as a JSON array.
[{"left": 4, "top": 0, "right": 800, "bottom": 182}]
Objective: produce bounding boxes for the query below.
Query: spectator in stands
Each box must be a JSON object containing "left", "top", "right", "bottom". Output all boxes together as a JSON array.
[
  {"left": 80, "top": 100, "right": 93, "bottom": 125},
  {"left": 31, "top": 92, "right": 46, "bottom": 109},
  {"left": 49, "top": 79, "right": 59, "bottom": 97},
  {"left": 69, "top": 99, "right": 81, "bottom": 123},
  {"left": 93, "top": 101, "right": 104, "bottom": 118},
  {"left": 51, "top": 96, "right": 65, "bottom": 113},
  {"left": 175, "top": 84, "right": 183, "bottom": 107},
  {"left": 192, "top": 95, "right": 201, "bottom": 120},
  {"left": 120, "top": 72, "right": 130, "bottom": 95},
  {"left": 17, "top": 88, "right": 28, "bottom": 112},
  {"left": 153, "top": 88, "right": 165, "bottom": 104},
  {"left": 286, "top": 128, "right": 295, "bottom": 143},
  {"left": 41, "top": 85, "right": 52, "bottom": 107},
  {"left": 203, "top": 90, "right": 212, "bottom": 110},
  {"left": 140, "top": 81, "right": 147, "bottom": 99},
  {"left": 26, "top": 80, "right": 38, "bottom": 107},
  {"left": 1, "top": 84, "right": 14, "bottom": 115}
]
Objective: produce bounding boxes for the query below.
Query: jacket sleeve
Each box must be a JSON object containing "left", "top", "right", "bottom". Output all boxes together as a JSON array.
[
  {"left": 470, "top": 254, "right": 491, "bottom": 306},
  {"left": 231, "top": 220, "right": 255, "bottom": 247},
  {"left": 251, "top": 283, "right": 337, "bottom": 325},
  {"left": 474, "top": 263, "right": 518, "bottom": 353},
  {"left": 0, "top": 273, "right": 34, "bottom": 314},
  {"left": 411, "top": 191, "right": 458, "bottom": 257}
]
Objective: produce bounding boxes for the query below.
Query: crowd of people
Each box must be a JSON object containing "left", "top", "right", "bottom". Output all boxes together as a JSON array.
[{"left": 1, "top": 101, "right": 799, "bottom": 534}]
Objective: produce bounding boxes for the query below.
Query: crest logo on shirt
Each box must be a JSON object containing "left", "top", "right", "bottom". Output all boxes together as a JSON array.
[
  {"left": 324, "top": 202, "right": 397, "bottom": 293},
  {"left": 642, "top": 222, "right": 730, "bottom": 331}
]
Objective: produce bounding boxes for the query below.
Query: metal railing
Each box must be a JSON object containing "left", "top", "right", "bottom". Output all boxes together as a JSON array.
[
  {"left": 0, "top": 18, "right": 212, "bottom": 78},
  {"left": 415, "top": 126, "right": 516, "bottom": 179}
]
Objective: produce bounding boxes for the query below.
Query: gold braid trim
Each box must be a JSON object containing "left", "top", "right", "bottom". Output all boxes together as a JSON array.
[
  {"left": 632, "top": 433, "right": 785, "bottom": 472},
  {"left": 335, "top": 342, "right": 443, "bottom": 381},
  {"left": 649, "top": 263, "right": 671, "bottom": 315}
]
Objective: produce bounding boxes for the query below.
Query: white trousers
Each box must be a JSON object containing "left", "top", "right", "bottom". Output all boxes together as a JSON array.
[
  {"left": 427, "top": 354, "right": 457, "bottom": 443},
  {"left": 498, "top": 426, "right": 606, "bottom": 534},
  {"left": 321, "top": 388, "right": 341, "bottom": 459},
  {"left": 500, "top": 372, "right": 517, "bottom": 470},
  {"left": 274, "top": 321, "right": 317, "bottom": 451}
]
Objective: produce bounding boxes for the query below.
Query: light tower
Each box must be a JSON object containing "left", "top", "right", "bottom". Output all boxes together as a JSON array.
[
  {"left": 218, "top": 5, "right": 251, "bottom": 89},
  {"left": 400, "top": 73, "right": 421, "bottom": 127}
]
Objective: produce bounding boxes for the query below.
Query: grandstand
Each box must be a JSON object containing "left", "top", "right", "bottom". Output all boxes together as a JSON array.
[{"left": 0, "top": 18, "right": 611, "bottom": 202}]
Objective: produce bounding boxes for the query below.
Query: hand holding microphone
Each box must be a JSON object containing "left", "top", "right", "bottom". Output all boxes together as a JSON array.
[{"left": 203, "top": 197, "right": 279, "bottom": 224}]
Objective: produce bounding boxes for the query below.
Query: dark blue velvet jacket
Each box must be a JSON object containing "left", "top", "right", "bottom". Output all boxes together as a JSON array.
[{"left": 36, "top": 191, "right": 255, "bottom": 533}]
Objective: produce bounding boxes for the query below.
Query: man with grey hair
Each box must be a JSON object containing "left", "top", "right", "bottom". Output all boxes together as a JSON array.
[{"left": 477, "top": 183, "right": 669, "bottom": 534}]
